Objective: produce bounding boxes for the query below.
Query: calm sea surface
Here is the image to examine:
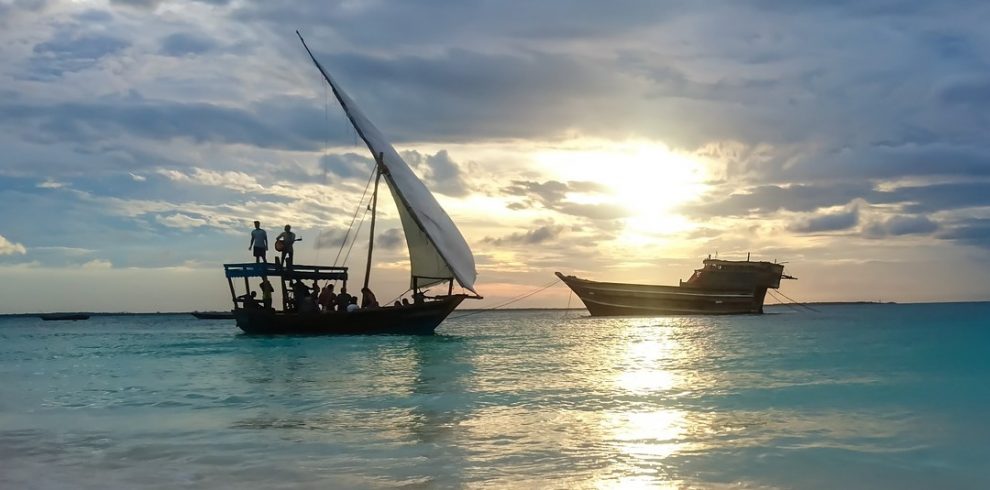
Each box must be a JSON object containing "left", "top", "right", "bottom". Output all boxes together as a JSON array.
[{"left": 1, "top": 304, "right": 988, "bottom": 489}]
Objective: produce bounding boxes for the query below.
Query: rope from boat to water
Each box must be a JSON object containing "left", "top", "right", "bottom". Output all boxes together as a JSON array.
[
  {"left": 767, "top": 289, "right": 819, "bottom": 313},
  {"left": 446, "top": 278, "right": 562, "bottom": 321}
]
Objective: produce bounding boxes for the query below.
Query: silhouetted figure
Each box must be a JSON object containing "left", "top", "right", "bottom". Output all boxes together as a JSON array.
[
  {"left": 260, "top": 278, "right": 274, "bottom": 310},
  {"left": 401, "top": 298, "right": 410, "bottom": 306},
  {"left": 318, "top": 283, "right": 335, "bottom": 312},
  {"left": 346, "top": 296, "right": 359, "bottom": 312},
  {"left": 238, "top": 291, "right": 260, "bottom": 309},
  {"left": 360, "top": 287, "right": 379, "bottom": 308},
  {"left": 292, "top": 280, "right": 312, "bottom": 312},
  {"left": 412, "top": 290, "right": 425, "bottom": 304},
  {"left": 336, "top": 288, "right": 351, "bottom": 312},
  {"left": 249, "top": 221, "right": 268, "bottom": 263},
  {"left": 393, "top": 300, "right": 401, "bottom": 307},
  {"left": 276, "top": 224, "right": 300, "bottom": 268}
]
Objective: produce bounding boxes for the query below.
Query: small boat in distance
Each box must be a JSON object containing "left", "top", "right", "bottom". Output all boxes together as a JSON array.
[
  {"left": 39, "top": 313, "right": 90, "bottom": 321},
  {"left": 191, "top": 312, "right": 235, "bottom": 320},
  {"left": 219, "top": 32, "right": 481, "bottom": 335},
  {"left": 557, "top": 256, "right": 795, "bottom": 316}
]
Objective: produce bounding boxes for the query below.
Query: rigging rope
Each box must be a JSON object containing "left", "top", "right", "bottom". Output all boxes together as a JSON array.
[
  {"left": 767, "top": 289, "right": 819, "bottom": 313},
  {"left": 446, "top": 278, "right": 562, "bottom": 321},
  {"left": 332, "top": 166, "right": 377, "bottom": 268},
  {"left": 341, "top": 205, "right": 370, "bottom": 266}
]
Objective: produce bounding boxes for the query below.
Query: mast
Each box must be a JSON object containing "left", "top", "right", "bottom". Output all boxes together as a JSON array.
[{"left": 363, "top": 152, "right": 383, "bottom": 290}]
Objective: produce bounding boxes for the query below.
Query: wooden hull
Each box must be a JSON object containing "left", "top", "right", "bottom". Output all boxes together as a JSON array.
[
  {"left": 39, "top": 314, "right": 90, "bottom": 321},
  {"left": 556, "top": 272, "right": 768, "bottom": 316},
  {"left": 192, "top": 312, "right": 235, "bottom": 320},
  {"left": 233, "top": 295, "right": 466, "bottom": 335}
]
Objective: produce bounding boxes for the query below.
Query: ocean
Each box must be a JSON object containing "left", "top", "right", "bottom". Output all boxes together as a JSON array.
[{"left": 1, "top": 304, "right": 988, "bottom": 489}]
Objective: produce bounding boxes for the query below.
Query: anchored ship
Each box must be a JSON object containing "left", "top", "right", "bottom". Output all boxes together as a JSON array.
[{"left": 556, "top": 256, "right": 795, "bottom": 316}]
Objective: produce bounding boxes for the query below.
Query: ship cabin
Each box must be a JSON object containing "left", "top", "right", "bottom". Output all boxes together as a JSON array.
[
  {"left": 681, "top": 257, "right": 790, "bottom": 291},
  {"left": 223, "top": 262, "right": 348, "bottom": 312}
]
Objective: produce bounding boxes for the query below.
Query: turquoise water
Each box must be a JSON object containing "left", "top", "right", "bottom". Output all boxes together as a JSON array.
[{"left": 1, "top": 304, "right": 988, "bottom": 489}]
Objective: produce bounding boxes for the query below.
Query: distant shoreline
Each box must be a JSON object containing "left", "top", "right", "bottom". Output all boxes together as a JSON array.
[{"left": 5, "top": 301, "right": 990, "bottom": 317}]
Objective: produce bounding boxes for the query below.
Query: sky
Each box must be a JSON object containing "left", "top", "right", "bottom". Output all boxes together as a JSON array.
[{"left": 2, "top": 0, "right": 990, "bottom": 313}]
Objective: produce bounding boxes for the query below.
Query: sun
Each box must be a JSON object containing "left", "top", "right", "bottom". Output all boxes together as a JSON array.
[{"left": 533, "top": 139, "right": 710, "bottom": 239}]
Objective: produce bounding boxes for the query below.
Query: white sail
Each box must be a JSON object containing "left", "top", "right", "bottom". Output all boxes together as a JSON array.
[{"left": 298, "top": 32, "right": 478, "bottom": 294}]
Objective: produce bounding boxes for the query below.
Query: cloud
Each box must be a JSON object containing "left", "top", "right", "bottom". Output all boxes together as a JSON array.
[
  {"left": 0, "top": 96, "right": 329, "bottom": 152},
  {"left": 0, "top": 234, "right": 27, "bottom": 255},
  {"left": 319, "top": 153, "right": 372, "bottom": 180},
  {"left": 315, "top": 228, "right": 349, "bottom": 250},
  {"left": 81, "top": 259, "right": 113, "bottom": 269},
  {"left": 377, "top": 228, "right": 404, "bottom": 250},
  {"left": 938, "top": 219, "right": 990, "bottom": 250},
  {"left": 501, "top": 179, "right": 630, "bottom": 220},
  {"left": 484, "top": 224, "right": 566, "bottom": 246},
  {"left": 789, "top": 206, "right": 860, "bottom": 233},
  {"left": 864, "top": 215, "right": 939, "bottom": 237},
  {"left": 37, "top": 180, "right": 65, "bottom": 189},
  {"left": 159, "top": 32, "right": 218, "bottom": 57},
  {"left": 156, "top": 213, "right": 209, "bottom": 229},
  {"left": 30, "top": 31, "right": 129, "bottom": 79},
  {"left": 402, "top": 149, "right": 471, "bottom": 197}
]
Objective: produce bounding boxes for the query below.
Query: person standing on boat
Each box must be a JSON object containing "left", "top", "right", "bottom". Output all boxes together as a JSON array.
[
  {"left": 260, "top": 278, "right": 274, "bottom": 310},
  {"left": 276, "top": 224, "right": 299, "bottom": 268},
  {"left": 249, "top": 221, "right": 268, "bottom": 263}
]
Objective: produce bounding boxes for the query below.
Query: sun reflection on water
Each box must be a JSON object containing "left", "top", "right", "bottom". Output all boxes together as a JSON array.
[{"left": 592, "top": 318, "right": 708, "bottom": 488}]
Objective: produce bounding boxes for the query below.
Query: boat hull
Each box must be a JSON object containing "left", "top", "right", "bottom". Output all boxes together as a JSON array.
[
  {"left": 39, "top": 314, "right": 90, "bottom": 321},
  {"left": 556, "top": 272, "right": 768, "bottom": 316},
  {"left": 192, "top": 312, "right": 235, "bottom": 320},
  {"left": 232, "top": 295, "right": 466, "bottom": 335}
]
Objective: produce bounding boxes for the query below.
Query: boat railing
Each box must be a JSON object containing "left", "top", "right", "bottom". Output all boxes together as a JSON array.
[{"left": 224, "top": 262, "right": 348, "bottom": 281}]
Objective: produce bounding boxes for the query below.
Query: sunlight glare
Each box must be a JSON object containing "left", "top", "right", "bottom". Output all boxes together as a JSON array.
[{"left": 534, "top": 139, "right": 709, "bottom": 239}]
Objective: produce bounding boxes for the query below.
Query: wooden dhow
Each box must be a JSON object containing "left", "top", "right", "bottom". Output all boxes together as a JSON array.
[
  {"left": 221, "top": 32, "right": 481, "bottom": 335},
  {"left": 557, "top": 256, "right": 794, "bottom": 316}
]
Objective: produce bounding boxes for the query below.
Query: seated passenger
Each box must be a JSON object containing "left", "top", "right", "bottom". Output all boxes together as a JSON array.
[
  {"left": 238, "top": 291, "right": 260, "bottom": 309},
  {"left": 336, "top": 288, "right": 351, "bottom": 312},
  {"left": 318, "top": 283, "right": 336, "bottom": 312},
  {"left": 291, "top": 280, "right": 311, "bottom": 311},
  {"left": 346, "top": 296, "right": 359, "bottom": 312},
  {"left": 360, "top": 287, "right": 379, "bottom": 308}
]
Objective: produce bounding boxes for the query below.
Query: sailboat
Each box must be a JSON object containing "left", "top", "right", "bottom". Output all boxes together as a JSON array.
[{"left": 220, "top": 32, "right": 481, "bottom": 335}]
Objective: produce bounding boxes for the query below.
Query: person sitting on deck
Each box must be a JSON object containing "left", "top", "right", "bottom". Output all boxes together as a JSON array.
[
  {"left": 311, "top": 280, "right": 320, "bottom": 301},
  {"left": 260, "top": 278, "right": 274, "bottom": 310},
  {"left": 401, "top": 298, "right": 410, "bottom": 306},
  {"left": 412, "top": 290, "right": 425, "bottom": 304},
  {"left": 360, "top": 287, "right": 379, "bottom": 308},
  {"left": 336, "top": 288, "right": 351, "bottom": 312},
  {"left": 346, "top": 296, "right": 359, "bottom": 312},
  {"left": 291, "top": 280, "right": 313, "bottom": 312},
  {"left": 318, "top": 283, "right": 335, "bottom": 312},
  {"left": 237, "top": 291, "right": 260, "bottom": 309}
]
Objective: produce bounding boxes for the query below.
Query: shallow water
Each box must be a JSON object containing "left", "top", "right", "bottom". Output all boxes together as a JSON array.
[{"left": 1, "top": 304, "right": 988, "bottom": 489}]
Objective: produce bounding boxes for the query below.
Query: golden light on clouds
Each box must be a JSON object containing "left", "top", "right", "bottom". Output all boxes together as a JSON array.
[{"left": 534, "top": 139, "right": 711, "bottom": 240}]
